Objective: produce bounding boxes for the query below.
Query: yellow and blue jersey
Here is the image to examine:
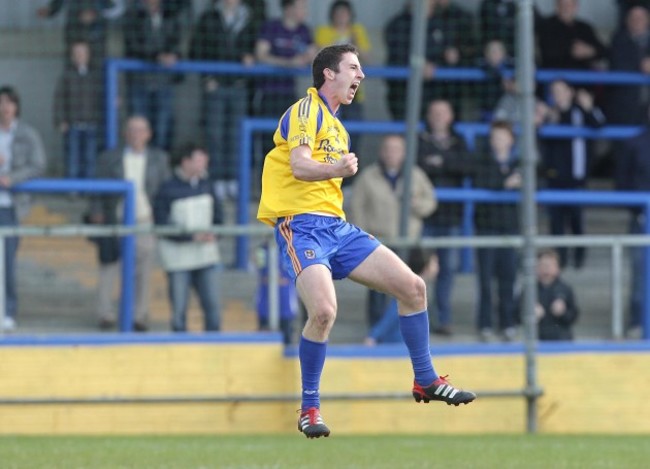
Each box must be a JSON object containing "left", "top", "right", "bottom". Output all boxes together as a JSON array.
[{"left": 257, "top": 87, "right": 350, "bottom": 226}]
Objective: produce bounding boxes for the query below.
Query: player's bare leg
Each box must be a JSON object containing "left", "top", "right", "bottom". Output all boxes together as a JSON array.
[
  {"left": 349, "top": 246, "right": 476, "bottom": 406},
  {"left": 294, "top": 264, "right": 336, "bottom": 438}
]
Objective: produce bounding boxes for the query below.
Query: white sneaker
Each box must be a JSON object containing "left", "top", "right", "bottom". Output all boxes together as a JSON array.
[{"left": 2, "top": 316, "right": 16, "bottom": 332}]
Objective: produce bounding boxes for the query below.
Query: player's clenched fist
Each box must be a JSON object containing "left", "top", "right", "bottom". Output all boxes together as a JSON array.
[{"left": 335, "top": 153, "right": 358, "bottom": 177}]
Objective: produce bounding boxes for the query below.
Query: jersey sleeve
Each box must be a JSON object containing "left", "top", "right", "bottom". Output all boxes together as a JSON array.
[{"left": 285, "top": 95, "right": 321, "bottom": 152}]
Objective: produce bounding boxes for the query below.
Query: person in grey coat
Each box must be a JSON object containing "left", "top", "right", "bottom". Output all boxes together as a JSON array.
[
  {"left": 88, "top": 115, "right": 170, "bottom": 331},
  {"left": 0, "top": 86, "right": 47, "bottom": 332}
]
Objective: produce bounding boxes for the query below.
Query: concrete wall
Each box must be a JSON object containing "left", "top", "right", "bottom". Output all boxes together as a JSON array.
[{"left": 0, "top": 340, "right": 648, "bottom": 434}]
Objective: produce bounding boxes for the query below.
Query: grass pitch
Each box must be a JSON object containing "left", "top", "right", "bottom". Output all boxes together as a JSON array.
[{"left": 0, "top": 434, "right": 647, "bottom": 469}]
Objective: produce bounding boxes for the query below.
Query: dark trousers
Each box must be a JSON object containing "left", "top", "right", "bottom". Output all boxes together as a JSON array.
[
  {"left": 0, "top": 208, "right": 19, "bottom": 318},
  {"left": 204, "top": 85, "right": 248, "bottom": 181},
  {"left": 548, "top": 205, "right": 585, "bottom": 268},
  {"left": 476, "top": 237, "right": 517, "bottom": 331},
  {"left": 128, "top": 84, "right": 174, "bottom": 150},
  {"left": 64, "top": 124, "right": 98, "bottom": 179}
]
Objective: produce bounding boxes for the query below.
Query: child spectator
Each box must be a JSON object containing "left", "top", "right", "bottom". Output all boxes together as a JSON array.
[
  {"left": 476, "top": 39, "right": 513, "bottom": 122},
  {"left": 54, "top": 40, "right": 102, "bottom": 179},
  {"left": 473, "top": 120, "right": 520, "bottom": 342},
  {"left": 542, "top": 80, "right": 606, "bottom": 269},
  {"left": 518, "top": 249, "right": 579, "bottom": 341}
]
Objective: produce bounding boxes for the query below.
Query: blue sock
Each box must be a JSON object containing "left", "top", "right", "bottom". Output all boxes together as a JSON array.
[
  {"left": 299, "top": 335, "right": 327, "bottom": 411},
  {"left": 399, "top": 311, "right": 438, "bottom": 386}
]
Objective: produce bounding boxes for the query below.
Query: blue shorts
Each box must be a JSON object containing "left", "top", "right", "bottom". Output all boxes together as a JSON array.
[{"left": 275, "top": 214, "right": 381, "bottom": 281}]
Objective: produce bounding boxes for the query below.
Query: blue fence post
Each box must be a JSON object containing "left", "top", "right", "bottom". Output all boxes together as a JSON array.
[
  {"left": 237, "top": 118, "right": 253, "bottom": 270},
  {"left": 105, "top": 58, "right": 119, "bottom": 150},
  {"left": 119, "top": 182, "right": 136, "bottom": 332}
]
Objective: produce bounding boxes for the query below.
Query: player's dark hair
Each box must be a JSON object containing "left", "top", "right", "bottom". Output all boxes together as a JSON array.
[
  {"left": 0, "top": 85, "right": 20, "bottom": 117},
  {"left": 171, "top": 142, "right": 208, "bottom": 167},
  {"left": 312, "top": 44, "right": 358, "bottom": 90},
  {"left": 281, "top": 0, "right": 298, "bottom": 9},
  {"left": 329, "top": 0, "right": 355, "bottom": 23}
]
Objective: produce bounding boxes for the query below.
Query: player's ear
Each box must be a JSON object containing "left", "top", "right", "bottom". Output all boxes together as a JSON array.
[{"left": 324, "top": 68, "right": 335, "bottom": 81}]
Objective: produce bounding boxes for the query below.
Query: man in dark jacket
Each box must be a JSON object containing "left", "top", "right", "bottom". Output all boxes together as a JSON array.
[
  {"left": 54, "top": 40, "right": 103, "bottom": 179},
  {"left": 537, "top": 0, "right": 607, "bottom": 70},
  {"left": 417, "top": 99, "right": 471, "bottom": 336},
  {"left": 615, "top": 111, "right": 650, "bottom": 339},
  {"left": 518, "top": 249, "right": 579, "bottom": 341},
  {"left": 606, "top": 5, "right": 650, "bottom": 125},
  {"left": 123, "top": 0, "right": 181, "bottom": 151},
  {"left": 189, "top": 0, "right": 257, "bottom": 200},
  {"left": 89, "top": 115, "right": 170, "bottom": 331},
  {"left": 543, "top": 80, "right": 606, "bottom": 269},
  {"left": 154, "top": 142, "right": 223, "bottom": 332}
]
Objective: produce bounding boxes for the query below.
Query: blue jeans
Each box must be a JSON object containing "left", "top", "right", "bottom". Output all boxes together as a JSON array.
[
  {"left": 423, "top": 224, "right": 460, "bottom": 327},
  {"left": 167, "top": 265, "right": 221, "bottom": 332},
  {"left": 476, "top": 230, "right": 518, "bottom": 331},
  {"left": 0, "top": 208, "right": 18, "bottom": 319},
  {"left": 128, "top": 84, "right": 174, "bottom": 150},
  {"left": 205, "top": 85, "right": 248, "bottom": 181},
  {"left": 64, "top": 124, "right": 98, "bottom": 178}
]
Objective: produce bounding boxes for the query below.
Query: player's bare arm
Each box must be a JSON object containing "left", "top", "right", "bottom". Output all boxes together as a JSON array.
[{"left": 290, "top": 145, "right": 358, "bottom": 181}]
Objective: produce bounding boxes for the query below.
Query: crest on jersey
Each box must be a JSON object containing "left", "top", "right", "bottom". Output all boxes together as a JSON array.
[{"left": 304, "top": 249, "right": 316, "bottom": 259}]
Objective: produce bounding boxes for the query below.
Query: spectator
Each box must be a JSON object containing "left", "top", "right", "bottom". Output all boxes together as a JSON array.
[
  {"left": 479, "top": 0, "right": 517, "bottom": 56},
  {"left": 364, "top": 249, "right": 439, "bottom": 345},
  {"left": 517, "top": 248, "right": 579, "bottom": 341},
  {"left": 123, "top": 0, "right": 182, "bottom": 151},
  {"left": 475, "top": 39, "right": 514, "bottom": 121},
  {"left": 37, "top": 0, "right": 112, "bottom": 61},
  {"left": 606, "top": 5, "right": 650, "bottom": 126},
  {"left": 384, "top": 0, "right": 471, "bottom": 121},
  {"left": 53, "top": 40, "right": 103, "bottom": 179},
  {"left": 479, "top": 0, "right": 542, "bottom": 57},
  {"left": 254, "top": 0, "right": 317, "bottom": 157},
  {"left": 417, "top": 99, "right": 472, "bottom": 336},
  {"left": 89, "top": 115, "right": 170, "bottom": 331},
  {"left": 615, "top": 107, "right": 650, "bottom": 339},
  {"left": 349, "top": 134, "right": 437, "bottom": 329},
  {"left": 473, "top": 121, "right": 520, "bottom": 342},
  {"left": 537, "top": 0, "right": 607, "bottom": 71},
  {"left": 315, "top": 0, "right": 371, "bottom": 152},
  {"left": 616, "top": 0, "right": 650, "bottom": 28},
  {"left": 189, "top": 0, "right": 257, "bottom": 201},
  {"left": 0, "top": 86, "right": 47, "bottom": 332},
  {"left": 153, "top": 143, "right": 222, "bottom": 332},
  {"left": 542, "top": 80, "right": 606, "bottom": 269},
  {"left": 493, "top": 79, "right": 550, "bottom": 126},
  {"left": 255, "top": 242, "right": 298, "bottom": 345}
]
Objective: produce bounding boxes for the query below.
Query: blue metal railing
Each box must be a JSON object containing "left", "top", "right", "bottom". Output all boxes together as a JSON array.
[
  {"left": 103, "top": 58, "right": 650, "bottom": 149},
  {"left": 12, "top": 179, "right": 136, "bottom": 332}
]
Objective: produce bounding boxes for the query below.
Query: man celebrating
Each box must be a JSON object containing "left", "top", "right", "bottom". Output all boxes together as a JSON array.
[{"left": 257, "top": 44, "right": 475, "bottom": 439}]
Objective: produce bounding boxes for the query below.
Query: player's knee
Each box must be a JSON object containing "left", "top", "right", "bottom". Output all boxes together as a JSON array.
[
  {"left": 399, "top": 274, "right": 426, "bottom": 309},
  {"left": 312, "top": 303, "right": 337, "bottom": 328}
]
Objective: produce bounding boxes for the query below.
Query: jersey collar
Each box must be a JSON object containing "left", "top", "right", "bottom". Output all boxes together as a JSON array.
[{"left": 310, "top": 87, "right": 340, "bottom": 118}]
